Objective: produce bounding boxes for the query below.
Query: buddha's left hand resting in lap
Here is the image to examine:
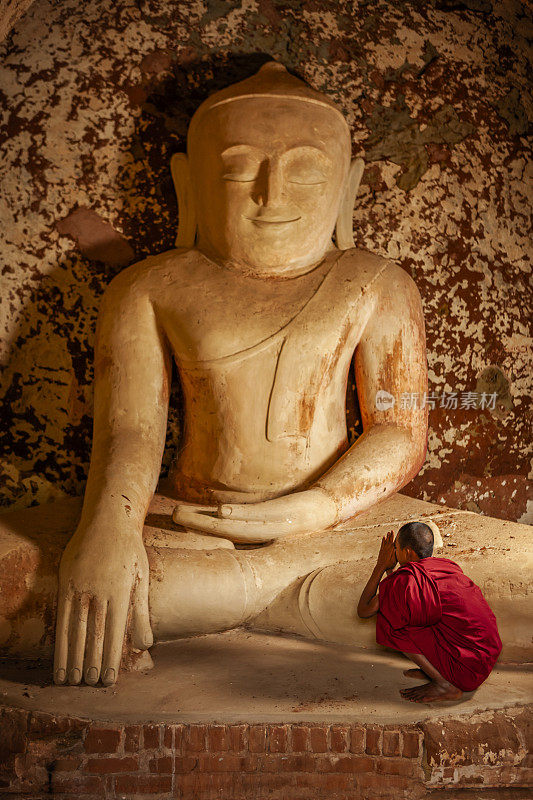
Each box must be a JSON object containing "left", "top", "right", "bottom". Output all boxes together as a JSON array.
[{"left": 54, "top": 62, "right": 428, "bottom": 687}]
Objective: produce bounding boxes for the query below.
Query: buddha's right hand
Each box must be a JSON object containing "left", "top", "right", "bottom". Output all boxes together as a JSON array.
[{"left": 53, "top": 523, "right": 152, "bottom": 687}]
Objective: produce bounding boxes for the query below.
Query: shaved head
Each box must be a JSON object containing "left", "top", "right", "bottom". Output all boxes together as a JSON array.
[{"left": 397, "top": 522, "right": 434, "bottom": 559}]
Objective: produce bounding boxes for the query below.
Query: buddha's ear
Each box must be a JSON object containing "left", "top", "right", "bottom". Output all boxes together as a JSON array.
[
  {"left": 335, "top": 157, "right": 364, "bottom": 250},
  {"left": 170, "top": 153, "right": 197, "bottom": 249}
]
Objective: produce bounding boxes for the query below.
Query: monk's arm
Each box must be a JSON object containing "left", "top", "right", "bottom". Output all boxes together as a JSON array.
[
  {"left": 314, "top": 262, "right": 428, "bottom": 524},
  {"left": 54, "top": 264, "right": 171, "bottom": 686},
  {"left": 357, "top": 567, "right": 382, "bottom": 618},
  {"left": 357, "top": 531, "right": 396, "bottom": 618}
]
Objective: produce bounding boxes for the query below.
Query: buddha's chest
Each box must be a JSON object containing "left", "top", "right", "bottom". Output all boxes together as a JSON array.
[{"left": 158, "top": 262, "right": 337, "bottom": 364}]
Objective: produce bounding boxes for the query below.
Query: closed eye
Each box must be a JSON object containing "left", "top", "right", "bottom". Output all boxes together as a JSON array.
[
  {"left": 222, "top": 173, "right": 258, "bottom": 182},
  {"left": 288, "top": 178, "right": 327, "bottom": 185}
]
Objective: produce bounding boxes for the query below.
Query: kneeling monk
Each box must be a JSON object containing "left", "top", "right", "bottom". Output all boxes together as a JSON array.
[{"left": 357, "top": 522, "right": 502, "bottom": 702}]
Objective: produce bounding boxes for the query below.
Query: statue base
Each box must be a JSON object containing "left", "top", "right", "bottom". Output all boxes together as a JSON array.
[
  {"left": 0, "top": 492, "right": 532, "bottom": 797},
  {"left": 0, "top": 630, "right": 531, "bottom": 798}
]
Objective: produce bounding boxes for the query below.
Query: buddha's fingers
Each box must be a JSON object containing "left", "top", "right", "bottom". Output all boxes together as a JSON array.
[
  {"left": 218, "top": 500, "right": 295, "bottom": 522},
  {"left": 173, "top": 508, "right": 288, "bottom": 541},
  {"left": 54, "top": 593, "right": 73, "bottom": 684},
  {"left": 172, "top": 502, "right": 218, "bottom": 521},
  {"left": 67, "top": 594, "right": 89, "bottom": 684},
  {"left": 84, "top": 600, "right": 107, "bottom": 685},
  {"left": 101, "top": 597, "right": 130, "bottom": 686},
  {"left": 131, "top": 575, "right": 153, "bottom": 651}
]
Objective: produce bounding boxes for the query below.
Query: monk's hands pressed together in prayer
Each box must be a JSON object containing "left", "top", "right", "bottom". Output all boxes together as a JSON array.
[
  {"left": 356, "top": 530, "right": 396, "bottom": 619},
  {"left": 376, "top": 530, "right": 397, "bottom": 574},
  {"left": 172, "top": 488, "right": 338, "bottom": 543}
]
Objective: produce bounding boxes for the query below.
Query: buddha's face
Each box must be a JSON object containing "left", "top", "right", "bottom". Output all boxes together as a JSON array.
[{"left": 188, "top": 97, "right": 351, "bottom": 275}]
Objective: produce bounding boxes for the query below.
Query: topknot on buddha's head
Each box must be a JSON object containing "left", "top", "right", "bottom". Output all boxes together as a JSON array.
[{"left": 188, "top": 61, "right": 349, "bottom": 143}]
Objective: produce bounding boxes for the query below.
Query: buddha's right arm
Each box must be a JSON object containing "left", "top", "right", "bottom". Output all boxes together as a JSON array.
[{"left": 54, "top": 265, "right": 171, "bottom": 687}]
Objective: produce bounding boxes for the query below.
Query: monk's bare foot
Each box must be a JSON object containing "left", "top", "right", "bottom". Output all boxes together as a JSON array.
[
  {"left": 400, "top": 681, "right": 463, "bottom": 703},
  {"left": 403, "top": 668, "right": 428, "bottom": 680}
]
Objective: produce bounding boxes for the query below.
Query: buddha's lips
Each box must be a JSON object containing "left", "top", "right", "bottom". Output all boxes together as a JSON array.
[{"left": 246, "top": 215, "right": 301, "bottom": 224}]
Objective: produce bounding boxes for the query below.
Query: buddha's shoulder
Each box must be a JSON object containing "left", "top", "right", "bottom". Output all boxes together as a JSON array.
[
  {"left": 103, "top": 248, "right": 201, "bottom": 295},
  {"left": 339, "top": 247, "right": 421, "bottom": 298}
]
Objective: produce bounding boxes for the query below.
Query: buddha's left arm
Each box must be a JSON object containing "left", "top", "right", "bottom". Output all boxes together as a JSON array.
[{"left": 314, "top": 261, "right": 428, "bottom": 523}]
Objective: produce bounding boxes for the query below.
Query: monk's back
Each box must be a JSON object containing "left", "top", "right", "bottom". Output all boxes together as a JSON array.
[{"left": 421, "top": 558, "right": 502, "bottom": 652}]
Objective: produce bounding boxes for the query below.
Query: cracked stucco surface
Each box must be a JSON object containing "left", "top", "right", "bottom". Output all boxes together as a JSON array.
[{"left": 0, "top": 0, "right": 531, "bottom": 521}]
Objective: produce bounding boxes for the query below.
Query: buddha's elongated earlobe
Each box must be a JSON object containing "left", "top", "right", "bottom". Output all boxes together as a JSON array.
[
  {"left": 171, "top": 153, "right": 197, "bottom": 248},
  {"left": 335, "top": 157, "right": 364, "bottom": 250}
]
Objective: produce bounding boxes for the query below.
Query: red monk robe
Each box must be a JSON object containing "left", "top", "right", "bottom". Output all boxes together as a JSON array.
[{"left": 376, "top": 557, "right": 502, "bottom": 692}]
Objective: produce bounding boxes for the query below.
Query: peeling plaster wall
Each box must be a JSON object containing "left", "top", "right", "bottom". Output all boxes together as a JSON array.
[
  {"left": 0, "top": 0, "right": 36, "bottom": 43},
  {"left": 0, "top": 0, "right": 531, "bottom": 522}
]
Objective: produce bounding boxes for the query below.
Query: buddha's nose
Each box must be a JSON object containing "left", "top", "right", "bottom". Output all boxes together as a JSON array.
[{"left": 255, "top": 159, "right": 284, "bottom": 207}]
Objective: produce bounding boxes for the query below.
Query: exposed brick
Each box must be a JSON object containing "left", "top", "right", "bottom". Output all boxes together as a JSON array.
[
  {"left": 402, "top": 729, "right": 421, "bottom": 758},
  {"left": 277, "top": 753, "right": 317, "bottom": 772},
  {"left": 259, "top": 753, "right": 315, "bottom": 773},
  {"left": 423, "top": 712, "right": 525, "bottom": 769},
  {"left": 174, "top": 755, "right": 199, "bottom": 773},
  {"left": 174, "top": 724, "right": 185, "bottom": 753},
  {"left": 290, "top": 725, "right": 309, "bottom": 752},
  {"left": 51, "top": 756, "right": 83, "bottom": 772},
  {"left": 124, "top": 724, "right": 141, "bottom": 753},
  {"left": 356, "top": 771, "right": 416, "bottom": 795},
  {"left": 149, "top": 755, "right": 173, "bottom": 773},
  {"left": 8, "top": 754, "right": 48, "bottom": 794},
  {"left": 382, "top": 729, "right": 400, "bottom": 757},
  {"left": 317, "top": 754, "right": 375, "bottom": 773},
  {"left": 198, "top": 753, "right": 258, "bottom": 772},
  {"left": 228, "top": 724, "right": 247, "bottom": 752},
  {"left": 309, "top": 725, "right": 328, "bottom": 752},
  {"left": 51, "top": 775, "right": 106, "bottom": 795},
  {"left": 162, "top": 725, "right": 173, "bottom": 749},
  {"left": 267, "top": 724, "right": 288, "bottom": 753},
  {"left": 114, "top": 774, "right": 172, "bottom": 794},
  {"left": 0, "top": 707, "right": 29, "bottom": 780},
  {"left": 496, "top": 765, "right": 533, "bottom": 785},
  {"left": 317, "top": 772, "right": 356, "bottom": 790},
  {"left": 179, "top": 771, "right": 245, "bottom": 794},
  {"left": 376, "top": 756, "right": 421, "bottom": 777},
  {"left": 85, "top": 755, "right": 138, "bottom": 774},
  {"left": 252, "top": 772, "right": 304, "bottom": 792},
  {"left": 83, "top": 727, "right": 121, "bottom": 754},
  {"left": 248, "top": 724, "right": 267, "bottom": 752},
  {"left": 365, "top": 726, "right": 382, "bottom": 755},
  {"left": 329, "top": 724, "right": 349, "bottom": 752},
  {"left": 184, "top": 724, "right": 207, "bottom": 752},
  {"left": 288, "top": 772, "right": 355, "bottom": 791},
  {"left": 350, "top": 725, "right": 366, "bottom": 753},
  {"left": 29, "top": 711, "right": 88, "bottom": 738},
  {"left": 143, "top": 724, "right": 160, "bottom": 749},
  {"left": 207, "top": 724, "right": 230, "bottom": 751}
]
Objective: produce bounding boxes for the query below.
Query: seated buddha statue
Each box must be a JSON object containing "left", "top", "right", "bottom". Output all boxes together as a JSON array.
[{"left": 53, "top": 62, "right": 428, "bottom": 687}]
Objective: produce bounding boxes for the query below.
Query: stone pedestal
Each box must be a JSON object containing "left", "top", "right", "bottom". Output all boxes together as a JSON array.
[
  {"left": 0, "top": 493, "right": 532, "bottom": 797},
  {"left": 0, "top": 631, "right": 531, "bottom": 798}
]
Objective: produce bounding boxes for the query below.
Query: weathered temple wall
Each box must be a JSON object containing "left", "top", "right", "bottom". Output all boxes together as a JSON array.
[
  {"left": 0, "top": 0, "right": 531, "bottom": 521},
  {"left": 0, "top": 0, "right": 35, "bottom": 43}
]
